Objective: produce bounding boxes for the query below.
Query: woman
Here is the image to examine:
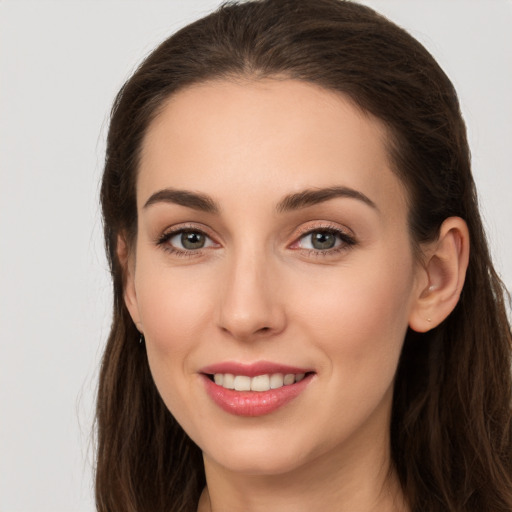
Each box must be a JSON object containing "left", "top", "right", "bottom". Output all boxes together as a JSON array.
[{"left": 96, "top": 1, "right": 512, "bottom": 510}]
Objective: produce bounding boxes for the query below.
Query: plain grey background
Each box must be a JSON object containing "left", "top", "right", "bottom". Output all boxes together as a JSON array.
[{"left": 1, "top": 1, "right": 511, "bottom": 511}]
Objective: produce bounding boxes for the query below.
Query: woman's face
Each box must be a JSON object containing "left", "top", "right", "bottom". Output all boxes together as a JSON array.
[{"left": 125, "top": 79, "right": 426, "bottom": 476}]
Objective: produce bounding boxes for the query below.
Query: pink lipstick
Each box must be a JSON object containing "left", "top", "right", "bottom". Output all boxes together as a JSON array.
[{"left": 200, "top": 361, "right": 314, "bottom": 417}]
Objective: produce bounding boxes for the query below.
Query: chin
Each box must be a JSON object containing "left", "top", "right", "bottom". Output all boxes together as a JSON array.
[
  {"left": 199, "top": 427, "right": 319, "bottom": 476},
  {"left": 207, "top": 449, "right": 308, "bottom": 476}
]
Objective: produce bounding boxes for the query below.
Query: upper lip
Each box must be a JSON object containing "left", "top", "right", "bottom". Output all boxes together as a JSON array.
[{"left": 200, "top": 361, "right": 313, "bottom": 377}]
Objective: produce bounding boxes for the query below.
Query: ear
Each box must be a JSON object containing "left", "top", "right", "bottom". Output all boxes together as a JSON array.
[
  {"left": 117, "top": 233, "right": 143, "bottom": 332},
  {"left": 408, "top": 217, "right": 470, "bottom": 333}
]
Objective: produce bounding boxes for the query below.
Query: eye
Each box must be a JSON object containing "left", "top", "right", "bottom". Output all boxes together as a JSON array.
[
  {"left": 293, "top": 227, "right": 356, "bottom": 252},
  {"left": 157, "top": 227, "right": 219, "bottom": 255},
  {"left": 301, "top": 230, "right": 338, "bottom": 250},
  {"left": 170, "top": 230, "right": 211, "bottom": 250}
]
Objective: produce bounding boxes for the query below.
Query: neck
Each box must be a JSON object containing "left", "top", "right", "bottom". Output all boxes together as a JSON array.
[{"left": 198, "top": 419, "right": 408, "bottom": 512}]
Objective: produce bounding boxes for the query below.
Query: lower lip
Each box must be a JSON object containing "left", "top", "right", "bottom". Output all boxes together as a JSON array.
[{"left": 201, "top": 373, "right": 313, "bottom": 417}]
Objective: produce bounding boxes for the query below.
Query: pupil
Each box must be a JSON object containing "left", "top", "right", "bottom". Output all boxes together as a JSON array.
[
  {"left": 312, "top": 231, "right": 336, "bottom": 250},
  {"left": 181, "top": 231, "right": 205, "bottom": 249}
]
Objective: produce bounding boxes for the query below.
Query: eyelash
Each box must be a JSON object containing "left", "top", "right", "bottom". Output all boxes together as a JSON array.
[
  {"left": 155, "top": 223, "right": 357, "bottom": 258},
  {"left": 156, "top": 224, "right": 217, "bottom": 258}
]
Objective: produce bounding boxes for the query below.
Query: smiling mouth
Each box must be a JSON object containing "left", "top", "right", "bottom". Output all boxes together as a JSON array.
[
  {"left": 201, "top": 369, "right": 315, "bottom": 416},
  {"left": 205, "top": 372, "right": 314, "bottom": 392}
]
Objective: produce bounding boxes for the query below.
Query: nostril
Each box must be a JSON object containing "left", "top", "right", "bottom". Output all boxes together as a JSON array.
[{"left": 255, "top": 326, "right": 273, "bottom": 336}]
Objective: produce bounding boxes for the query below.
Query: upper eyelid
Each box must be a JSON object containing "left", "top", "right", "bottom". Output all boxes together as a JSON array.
[
  {"left": 293, "top": 221, "right": 354, "bottom": 238},
  {"left": 159, "top": 222, "right": 216, "bottom": 238}
]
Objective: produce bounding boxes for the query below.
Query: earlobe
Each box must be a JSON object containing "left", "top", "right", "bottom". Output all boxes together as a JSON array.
[
  {"left": 117, "top": 233, "right": 143, "bottom": 331},
  {"left": 409, "top": 217, "right": 470, "bottom": 333}
]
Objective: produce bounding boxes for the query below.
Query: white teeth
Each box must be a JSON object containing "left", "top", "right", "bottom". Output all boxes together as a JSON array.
[
  {"left": 283, "top": 373, "right": 295, "bottom": 385},
  {"left": 269, "top": 373, "right": 284, "bottom": 389},
  {"left": 223, "top": 373, "right": 235, "bottom": 389},
  {"left": 251, "top": 374, "right": 270, "bottom": 392},
  {"left": 234, "top": 375, "right": 251, "bottom": 391},
  {"left": 212, "top": 372, "right": 308, "bottom": 392}
]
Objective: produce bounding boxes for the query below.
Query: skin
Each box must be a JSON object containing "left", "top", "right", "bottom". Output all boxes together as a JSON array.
[{"left": 121, "top": 78, "right": 469, "bottom": 512}]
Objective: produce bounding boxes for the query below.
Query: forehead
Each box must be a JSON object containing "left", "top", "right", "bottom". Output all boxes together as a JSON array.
[{"left": 138, "top": 78, "right": 407, "bottom": 216}]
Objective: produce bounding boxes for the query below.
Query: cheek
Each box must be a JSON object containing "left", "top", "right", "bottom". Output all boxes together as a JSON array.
[
  {"left": 133, "top": 261, "right": 218, "bottom": 412},
  {"left": 286, "top": 254, "right": 416, "bottom": 446},
  {"left": 294, "top": 251, "right": 415, "bottom": 371},
  {"left": 133, "top": 264, "right": 216, "bottom": 430},
  {"left": 135, "top": 262, "right": 214, "bottom": 348}
]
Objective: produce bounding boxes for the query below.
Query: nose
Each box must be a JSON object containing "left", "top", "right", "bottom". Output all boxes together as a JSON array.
[{"left": 217, "top": 248, "right": 286, "bottom": 341}]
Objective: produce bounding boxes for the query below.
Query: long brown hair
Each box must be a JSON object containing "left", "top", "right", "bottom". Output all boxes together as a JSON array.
[{"left": 96, "top": 1, "right": 512, "bottom": 510}]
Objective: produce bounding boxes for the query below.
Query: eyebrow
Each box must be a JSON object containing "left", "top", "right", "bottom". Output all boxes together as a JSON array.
[
  {"left": 276, "top": 186, "right": 378, "bottom": 213},
  {"left": 143, "top": 185, "right": 377, "bottom": 214},
  {"left": 143, "top": 188, "right": 218, "bottom": 213}
]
